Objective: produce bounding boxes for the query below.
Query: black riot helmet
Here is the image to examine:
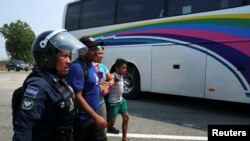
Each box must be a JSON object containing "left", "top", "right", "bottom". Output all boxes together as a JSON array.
[{"left": 32, "top": 29, "right": 88, "bottom": 69}]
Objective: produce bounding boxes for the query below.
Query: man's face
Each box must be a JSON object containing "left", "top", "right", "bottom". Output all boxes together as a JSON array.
[
  {"left": 55, "top": 51, "right": 71, "bottom": 76},
  {"left": 86, "top": 47, "right": 97, "bottom": 62}
]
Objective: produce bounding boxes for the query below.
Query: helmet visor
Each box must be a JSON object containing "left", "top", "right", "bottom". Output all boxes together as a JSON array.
[{"left": 49, "top": 31, "right": 87, "bottom": 53}]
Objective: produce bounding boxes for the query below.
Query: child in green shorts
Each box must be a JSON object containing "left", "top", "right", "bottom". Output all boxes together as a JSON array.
[{"left": 107, "top": 58, "right": 129, "bottom": 141}]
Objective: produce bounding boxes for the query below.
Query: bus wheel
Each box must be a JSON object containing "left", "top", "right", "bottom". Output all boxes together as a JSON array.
[{"left": 123, "top": 64, "right": 140, "bottom": 99}]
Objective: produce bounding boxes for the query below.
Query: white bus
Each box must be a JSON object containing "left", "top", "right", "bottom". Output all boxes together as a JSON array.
[{"left": 63, "top": 0, "right": 250, "bottom": 104}]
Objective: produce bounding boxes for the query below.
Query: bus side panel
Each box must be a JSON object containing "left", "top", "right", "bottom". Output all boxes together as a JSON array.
[
  {"left": 151, "top": 44, "right": 206, "bottom": 98},
  {"left": 103, "top": 45, "right": 152, "bottom": 92},
  {"left": 205, "top": 49, "right": 250, "bottom": 104}
]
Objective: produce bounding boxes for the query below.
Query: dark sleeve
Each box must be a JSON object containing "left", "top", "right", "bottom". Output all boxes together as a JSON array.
[{"left": 12, "top": 78, "right": 48, "bottom": 141}]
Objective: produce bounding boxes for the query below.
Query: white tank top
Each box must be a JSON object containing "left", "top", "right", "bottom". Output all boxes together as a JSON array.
[{"left": 108, "top": 72, "right": 124, "bottom": 103}]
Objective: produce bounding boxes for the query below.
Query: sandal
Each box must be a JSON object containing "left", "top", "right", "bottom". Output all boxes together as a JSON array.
[{"left": 122, "top": 137, "right": 130, "bottom": 141}]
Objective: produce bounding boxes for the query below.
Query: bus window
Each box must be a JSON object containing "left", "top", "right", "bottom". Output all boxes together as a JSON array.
[
  {"left": 116, "top": 0, "right": 165, "bottom": 24},
  {"left": 167, "top": 0, "right": 248, "bottom": 17},
  {"left": 221, "top": 0, "right": 244, "bottom": 8},
  {"left": 167, "top": 0, "right": 221, "bottom": 16},
  {"left": 182, "top": 5, "right": 192, "bottom": 14},
  {"left": 65, "top": 2, "right": 81, "bottom": 31},
  {"left": 192, "top": 0, "right": 221, "bottom": 12},
  {"left": 168, "top": 0, "right": 191, "bottom": 16},
  {"left": 80, "top": 0, "right": 116, "bottom": 29},
  {"left": 221, "top": 0, "right": 229, "bottom": 8}
]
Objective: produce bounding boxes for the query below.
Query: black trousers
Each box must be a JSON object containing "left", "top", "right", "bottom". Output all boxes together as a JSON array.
[{"left": 73, "top": 118, "right": 107, "bottom": 141}]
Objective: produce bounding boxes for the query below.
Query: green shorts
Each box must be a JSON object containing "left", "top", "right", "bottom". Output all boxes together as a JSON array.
[{"left": 108, "top": 98, "right": 128, "bottom": 118}]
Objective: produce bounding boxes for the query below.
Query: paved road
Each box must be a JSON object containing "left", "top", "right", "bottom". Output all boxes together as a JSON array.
[
  {"left": 1, "top": 71, "right": 250, "bottom": 141},
  {"left": 0, "top": 71, "right": 26, "bottom": 141}
]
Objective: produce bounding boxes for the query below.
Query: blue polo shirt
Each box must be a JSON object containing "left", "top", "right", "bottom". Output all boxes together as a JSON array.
[{"left": 67, "top": 62, "right": 100, "bottom": 120}]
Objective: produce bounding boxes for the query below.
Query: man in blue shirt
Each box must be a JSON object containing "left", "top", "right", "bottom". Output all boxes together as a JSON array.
[{"left": 67, "top": 36, "right": 107, "bottom": 141}]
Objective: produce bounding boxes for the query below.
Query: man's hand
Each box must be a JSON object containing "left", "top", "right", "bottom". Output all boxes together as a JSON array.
[{"left": 94, "top": 115, "right": 108, "bottom": 128}]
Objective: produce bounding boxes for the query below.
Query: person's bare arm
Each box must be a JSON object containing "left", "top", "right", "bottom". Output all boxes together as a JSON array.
[
  {"left": 74, "top": 90, "right": 107, "bottom": 128},
  {"left": 106, "top": 72, "right": 115, "bottom": 86}
]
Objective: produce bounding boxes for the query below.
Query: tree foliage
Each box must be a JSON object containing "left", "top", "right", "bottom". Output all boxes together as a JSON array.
[{"left": 0, "top": 20, "right": 35, "bottom": 63}]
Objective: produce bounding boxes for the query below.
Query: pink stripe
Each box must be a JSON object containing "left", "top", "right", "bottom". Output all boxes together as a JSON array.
[{"left": 117, "top": 29, "right": 250, "bottom": 56}]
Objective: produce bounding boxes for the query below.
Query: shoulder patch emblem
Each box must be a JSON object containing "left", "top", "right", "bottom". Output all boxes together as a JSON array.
[
  {"left": 24, "top": 86, "right": 39, "bottom": 98},
  {"left": 21, "top": 98, "right": 34, "bottom": 111}
]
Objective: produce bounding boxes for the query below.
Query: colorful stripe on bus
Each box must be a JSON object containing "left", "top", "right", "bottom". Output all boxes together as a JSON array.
[{"left": 92, "top": 14, "right": 250, "bottom": 96}]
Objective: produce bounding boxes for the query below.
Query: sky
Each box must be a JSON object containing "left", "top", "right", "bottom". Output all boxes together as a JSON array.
[{"left": 0, "top": 0, "right": 73, "bottom": 60}]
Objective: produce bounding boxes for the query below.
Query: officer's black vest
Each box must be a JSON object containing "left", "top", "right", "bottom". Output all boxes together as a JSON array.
[{"left": 26, "top": 70, "right": 75, "bottom": 141}]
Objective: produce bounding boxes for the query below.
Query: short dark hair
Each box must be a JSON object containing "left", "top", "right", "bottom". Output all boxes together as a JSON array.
[{"left": 114, "top": 58, "right": 127, "bottom": 68}]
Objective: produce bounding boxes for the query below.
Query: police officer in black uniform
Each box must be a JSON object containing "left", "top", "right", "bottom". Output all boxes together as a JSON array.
[{"left": 12, "top": 29, "right": 88, "bottom": 141}]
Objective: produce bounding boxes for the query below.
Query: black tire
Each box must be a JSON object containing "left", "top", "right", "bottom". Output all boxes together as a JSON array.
[
  {"left": 123, "top": 64, "right": 140, "bottom": 99},
  {"left": 25, "top": 68, "right": 29, "bottom": 72},
  {"left": 15, "top": 67, "right": 20, "bottom": 71}
]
